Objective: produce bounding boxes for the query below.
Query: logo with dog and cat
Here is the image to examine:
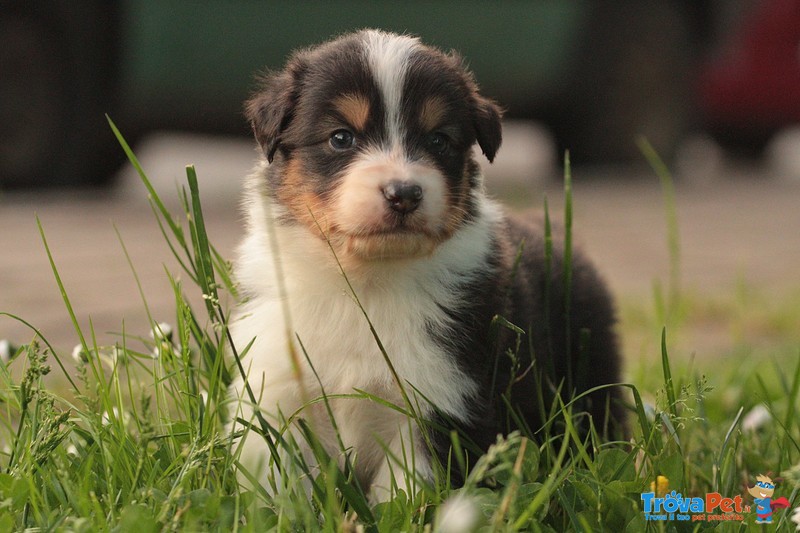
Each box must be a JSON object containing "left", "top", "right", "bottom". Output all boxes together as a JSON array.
[{"left": 640, "top": 474, "right": 792, "bottom": 524}]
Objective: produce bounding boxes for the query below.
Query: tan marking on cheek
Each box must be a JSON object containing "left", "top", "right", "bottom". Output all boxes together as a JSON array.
[
  {"left": 440, "top": 171, "right": 472, "bottom": 238},
  {"left": 419, "top": 96, "right": 448, "bottom": 132},
  {"left": 333, "top": 94, "right": 371, "bottom": 131},
  {"left": 277, "top": 159, "right": 335, "bottom": 236}
]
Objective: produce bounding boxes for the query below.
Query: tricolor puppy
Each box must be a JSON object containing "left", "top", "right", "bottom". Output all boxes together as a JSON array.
[{"left": 230, "top": 29, "right": 624, "bottom": 500}]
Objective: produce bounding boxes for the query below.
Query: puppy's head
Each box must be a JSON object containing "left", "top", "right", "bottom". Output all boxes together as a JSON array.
[{"left": 246, "top": 30, "right": 502, "bottom": 262}]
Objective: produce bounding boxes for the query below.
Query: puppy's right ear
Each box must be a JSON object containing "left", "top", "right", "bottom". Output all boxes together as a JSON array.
[
  {"left": 245, "top": 62, "right": 305, "bottom": 163},
  {"left": 473, "top": 94, "right": 503, "bottom": 164}
]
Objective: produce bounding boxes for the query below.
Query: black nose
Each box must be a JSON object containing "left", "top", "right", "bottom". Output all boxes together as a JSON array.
[{"left": 383, "top": 181, "right": 423, "bottom": 214}]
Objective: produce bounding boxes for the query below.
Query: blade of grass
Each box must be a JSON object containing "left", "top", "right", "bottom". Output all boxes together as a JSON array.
[
  {"left": 713, "top": 406, "right": 743, "bottom": 493},
  {"left": 107, "top": 116, "right": 187, "bottom": 250},
  {"left": 660, "top": 327, "right": 678, "bottom": 420},
  {"left": 782, "top": 353, "right": 800, "bottom": 448},
  {"left": 0, "top": 313, "right": 78, "bottom": 391},
  {"left": 637, "top": 136, "right": 681, "bottom": 321},
  {"left": 513, "top": 422, "right": 572, "bottom": 528},
  {"left": 183, "top": 164, "right": 278, "bottom": 461},
  {"left": 542, "top": 196, "right": 556, "bottom": 380},
  {"left": 36, "top": 217, "right": 88, "bottom": 351},
  {"left": 491, "top": 437, "right": 528, "bottom": 528},
  {"left": 148, "top": 201, "right": 199, "bottom": 285},
  {"left": 562, "top": 151, "right": 574, "bottom": 393},
  {"left": 186, "top": 166, "right": 220, "bottom": 321}
]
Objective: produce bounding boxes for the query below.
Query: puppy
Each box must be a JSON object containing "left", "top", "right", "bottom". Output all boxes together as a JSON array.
[{"left": 229, "top": 29, "right": 624, "bottom": 501}]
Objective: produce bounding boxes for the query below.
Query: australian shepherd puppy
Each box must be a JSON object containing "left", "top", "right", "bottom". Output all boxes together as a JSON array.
[{"left": 229, "top": 29, "right": 624, "bottom": 501}]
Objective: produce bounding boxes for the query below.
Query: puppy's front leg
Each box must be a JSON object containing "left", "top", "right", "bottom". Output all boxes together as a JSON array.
[{"left": 370, "top": 423, "right": 432, "bottom": 503}]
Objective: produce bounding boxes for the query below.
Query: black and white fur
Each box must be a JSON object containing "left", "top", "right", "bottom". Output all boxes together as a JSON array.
[{"left": 229, "top": 29, "right": 624, "bottom": 501}]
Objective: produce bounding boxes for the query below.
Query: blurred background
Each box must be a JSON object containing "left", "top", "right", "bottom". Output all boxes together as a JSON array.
[
  {"left": 1, "top": 0, "right": 800, "bottom": 354},
  {"left": 4, "top": 0, "right": 800, "bottom": 187}
]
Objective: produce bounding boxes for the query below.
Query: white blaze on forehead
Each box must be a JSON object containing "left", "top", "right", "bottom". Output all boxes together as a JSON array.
[{"left": 362, "top": 30, "right": 420, "bottom": 146}]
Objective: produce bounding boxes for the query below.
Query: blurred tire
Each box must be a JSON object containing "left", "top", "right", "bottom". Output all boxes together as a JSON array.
[
  {"left": 555, "top": 3, "right": 696, "bottom": 164},
  {"left": 0, "top": 2, "right": 122, "bottom": 188}
]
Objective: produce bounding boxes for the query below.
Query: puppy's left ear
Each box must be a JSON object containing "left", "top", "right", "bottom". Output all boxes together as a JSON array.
[
  {"left": 473, "top": 95, "right": 503, "bottom": 163},
  {"left": 245, "top": 59, "right": 306, "bottom": 163}
]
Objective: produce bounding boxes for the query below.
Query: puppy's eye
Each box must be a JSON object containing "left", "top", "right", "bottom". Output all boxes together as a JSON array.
[
  {"left": 330, "top": 129, "right": 356, "bottom": 151},
  {"left": 425, "top": 132, "right": 450, "bottom": 155}
]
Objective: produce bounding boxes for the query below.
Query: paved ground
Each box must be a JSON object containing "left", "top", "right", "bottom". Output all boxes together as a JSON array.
[{"left": 2, "top": 131, "right": 799, "bottom": 352}]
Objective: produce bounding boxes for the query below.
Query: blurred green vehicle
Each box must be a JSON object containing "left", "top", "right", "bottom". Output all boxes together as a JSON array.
[{"left": 1, "top": 1, "right": 699, "bottom": 187}]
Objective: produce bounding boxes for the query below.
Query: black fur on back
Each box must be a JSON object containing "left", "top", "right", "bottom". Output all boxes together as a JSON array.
[{"left": 427, "top": 212, "right": 625, "bottom": 480}]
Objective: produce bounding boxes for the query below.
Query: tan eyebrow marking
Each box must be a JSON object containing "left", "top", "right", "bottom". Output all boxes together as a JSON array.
[
  {"left": 419, "top": 96, "right": 448, "bottom": 131},
  {"left": 332, "top": 94, "right": 371, "bottom": 131}
]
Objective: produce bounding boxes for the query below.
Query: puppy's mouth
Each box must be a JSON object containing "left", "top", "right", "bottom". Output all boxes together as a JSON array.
[{"left": 338, "top": 228, "right": 439, "bottom": 261}]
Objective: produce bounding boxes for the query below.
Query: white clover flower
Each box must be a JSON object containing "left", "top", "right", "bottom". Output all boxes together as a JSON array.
[
  {"left": 742, "top": 404, "right": 772, "bottom": 432},
  {"left": 149, "top": 322, "right": 178, "bottom": 359},
  {"left": 102, "top": 406, "right": 130, "bottom": 427},
  {"left": 0, "top": 339, "right": 14, "bottom": 363},
  {"left": 643, "top": 402, "right": 657, "bottom": 423},
  {"left": 436, "top": 493, "right": 481, "bottom": 533},
  {"left": 791, "top": 506, "right": 800, "bottom": 531},
  {"left": 71, "top": 344, "right": 89, "bottom": 364},
  {"left": 150, "top": 322, "right": 174, "bottom": 343},
  {"left": 152, "top": 341, "right": 177, "bottom": 359},
  {"left": 109, "top": 345, "right": 128, "bottom": 367}
]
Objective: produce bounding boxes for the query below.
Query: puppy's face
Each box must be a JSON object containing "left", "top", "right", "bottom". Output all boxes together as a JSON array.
[{"left": 246, "top": 30, "right": 502, "bottom": 262}]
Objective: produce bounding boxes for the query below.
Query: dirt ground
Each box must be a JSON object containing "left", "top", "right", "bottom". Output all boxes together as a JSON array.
[{"left": 1, "top": 133, "right": 799, "bottom": 352}]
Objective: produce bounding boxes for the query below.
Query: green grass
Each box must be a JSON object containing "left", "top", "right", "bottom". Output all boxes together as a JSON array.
[{"left": 1, "top": 126, "right": 799, "bottom": 531}]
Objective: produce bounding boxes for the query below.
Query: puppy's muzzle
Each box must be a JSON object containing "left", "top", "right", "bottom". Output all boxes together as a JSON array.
[{"left": 383, "top": 180, "right": 423, "bottom": 215}]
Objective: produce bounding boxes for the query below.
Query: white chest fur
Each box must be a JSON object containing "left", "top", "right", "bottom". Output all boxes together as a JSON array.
[{"left": 229, "top": 180, "right": 503, "bottom": 493}]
